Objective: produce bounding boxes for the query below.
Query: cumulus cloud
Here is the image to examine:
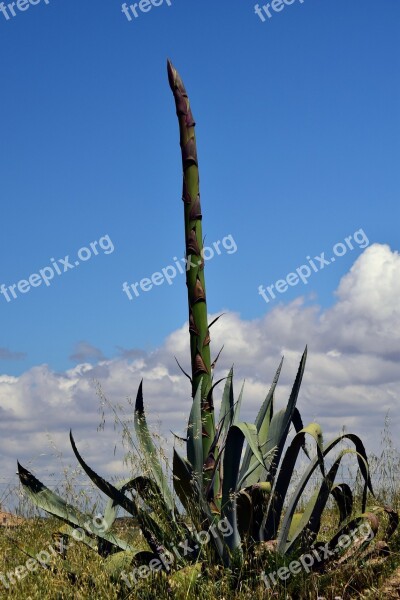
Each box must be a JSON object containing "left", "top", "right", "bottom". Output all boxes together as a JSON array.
[
  {"left": 0, "top": 243, "right": 399, "bottom": 510},
  {"left": 321, "top": 244, "right": 400, "bottom": 359}
]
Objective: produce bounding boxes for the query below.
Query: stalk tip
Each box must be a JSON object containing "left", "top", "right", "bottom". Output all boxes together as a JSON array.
[{"left": 167, "top": 59, "right": 175, "bottom": 89}]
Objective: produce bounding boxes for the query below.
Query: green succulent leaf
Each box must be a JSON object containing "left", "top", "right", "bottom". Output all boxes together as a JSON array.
[
  {"left": 56, "top": 523, "right": 105, "bottom": 552},
  {"left": 265, "top": 348, "right": 308, "bottom": 483},
  {"left": 69, "top": 433, "right": 139, "bottom": 519},
  {"left": 217, "top": 368, "right": 234, "bottom": 438},
  {"left": 233, "top": 380, "right": 245, "bottom": 425},
  {"left": 18, "top": 462, "right": 87, "bottom": 526},
  {"left": 17, "top": 463, "right": 131, "bottom": 553},
  {"left": 134, "top": 380, "right": 175, "bottom": 513},
  {"left": 276, "top": 433, "right": 373, "bottom": 553},
  {"left": 239, "top": 357, "right": 283, "bottom": 487},
  {"left": 69, "top": 431, "right": 167, "bottom": 555},
  {"left": 330, "top": 483, "right": 353, "bottom": 526},
  {"left": 103, "top": 477, "right": 138, "bottom": 533},
  {"left": 173, "top": 449, "right": 198, "bottom": 511},
  {"left": 261, "top": 423, "right": 323, "bottom": 542},
  {"left": 221, "top": 422, "right": 265, "bottom": 554}
]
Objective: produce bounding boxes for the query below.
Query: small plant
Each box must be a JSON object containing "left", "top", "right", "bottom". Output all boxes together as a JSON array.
[{"left": 16, "top": 61, "right": 398, "bottom": 591}]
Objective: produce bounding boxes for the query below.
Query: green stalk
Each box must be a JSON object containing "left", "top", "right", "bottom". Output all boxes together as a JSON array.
[{"left": 167, "top": 60, "right": 215, "bottom": 462}]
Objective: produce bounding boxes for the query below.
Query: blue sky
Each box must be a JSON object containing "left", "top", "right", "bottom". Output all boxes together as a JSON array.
[{"left": 0, "top": 0, "right": 399, "bottom": 377}]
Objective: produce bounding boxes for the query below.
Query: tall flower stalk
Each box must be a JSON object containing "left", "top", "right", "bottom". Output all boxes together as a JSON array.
[{"left": 167, "top": 60, "right": 215, "bottom": 464}]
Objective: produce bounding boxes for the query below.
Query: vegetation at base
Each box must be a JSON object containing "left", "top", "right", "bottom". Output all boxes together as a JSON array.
[{"left": 1, "top": 441, "right": 400, "bottom": 600}]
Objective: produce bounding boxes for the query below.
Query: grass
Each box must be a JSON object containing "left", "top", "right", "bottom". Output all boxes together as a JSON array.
[{"left": 1, "top": 417, "right": 399, "bottom": 599}]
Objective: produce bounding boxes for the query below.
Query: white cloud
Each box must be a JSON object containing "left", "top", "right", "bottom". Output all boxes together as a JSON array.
[
  {"left": 321, "top": 244, "right": 400, "bottom": 358},
  {"left": 0, "top": 243, "right": 399, "bottom": 510}
]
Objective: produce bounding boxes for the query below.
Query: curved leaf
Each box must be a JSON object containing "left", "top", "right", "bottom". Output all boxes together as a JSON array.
[
  {"left": 262, "top": 423, "right": 324, "bottom": 542},
  {"left": 276, "top": 432, "right": 373, "bottom": 553},
  {"left": 69, "top": 431, "right": 165, "bottom": 554},
  {"left": 285, "top": 449, "right": 362, "bottom": 553}
]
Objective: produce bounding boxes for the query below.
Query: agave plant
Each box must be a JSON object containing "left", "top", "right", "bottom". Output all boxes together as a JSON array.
[{"left": 16, "top": 61, "right": 398, "bottom": 588}]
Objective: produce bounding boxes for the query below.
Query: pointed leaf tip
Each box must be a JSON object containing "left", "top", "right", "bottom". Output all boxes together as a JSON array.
[
  {"left": 17, "top": 461, "right": 25, "bottom": 476},
  {"left": 135, "top": 380, "right": 144, "bottom": 414},
  {"left": 17, "top": 462, "right": 30, "bottom": 478}
]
